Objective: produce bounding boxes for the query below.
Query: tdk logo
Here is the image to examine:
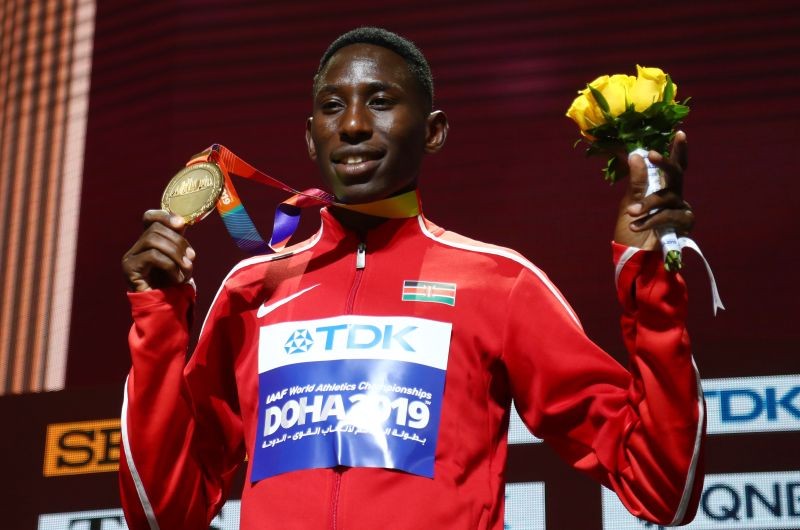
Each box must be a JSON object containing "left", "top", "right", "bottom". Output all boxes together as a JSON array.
[
  {"left": 705, "top": 387, "right": 799, "bottom": 421},
  {"left": 260, "top": 316, "right": 452, "bottom": 374},
  {"left": 284, "top": 329, "right": 313, "bottom": 354},
  {"left": 283, "top": 323, "right": 417, "bottom": 354},
  {"left": 702, "top": 374, "right": 800, "bottom": 435}
]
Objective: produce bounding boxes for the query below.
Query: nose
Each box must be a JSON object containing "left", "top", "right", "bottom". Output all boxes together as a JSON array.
[{"left": 339, "top": 102, "right": 372, "bottom": 144}]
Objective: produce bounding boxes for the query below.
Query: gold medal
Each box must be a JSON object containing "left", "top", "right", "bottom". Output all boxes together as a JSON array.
[{"left": 161, "top": 162, "right": 224, "bottom": 225}]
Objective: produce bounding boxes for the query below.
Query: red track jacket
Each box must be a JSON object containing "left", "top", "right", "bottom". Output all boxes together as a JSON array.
[{"left": 120, "top": 209, "right": 705, "bottom": 529}]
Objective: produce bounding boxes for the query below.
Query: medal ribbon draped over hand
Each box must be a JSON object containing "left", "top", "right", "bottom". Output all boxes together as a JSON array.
[
  {"left": 566, "top": 66, "right": 724, "bottom": 315},
  {"left": 173, "top": 144, "right": 420, "bottom": 254}
]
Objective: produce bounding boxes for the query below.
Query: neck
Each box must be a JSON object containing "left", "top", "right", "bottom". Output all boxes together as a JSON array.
[
  {"left": 329, "top": 187, "right": 421, "bottom": 235},
  {"left": 330, "top": 207, "right": 389, "bottom": 236}
]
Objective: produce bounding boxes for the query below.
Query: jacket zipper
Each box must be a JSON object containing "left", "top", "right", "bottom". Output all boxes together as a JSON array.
[
  {"left": 345, "top": 241, "right": 366, "bottom": 314},
  {"left": 333, "top": 240, "right": 367, "bottom": 529}
]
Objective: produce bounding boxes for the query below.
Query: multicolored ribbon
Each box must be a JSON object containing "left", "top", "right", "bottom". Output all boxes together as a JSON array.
[{"left": 185, "top": 144, "right": 420, "bottom": 254}]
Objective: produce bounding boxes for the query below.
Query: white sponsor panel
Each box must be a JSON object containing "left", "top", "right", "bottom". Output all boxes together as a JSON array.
[
  {"left": 259, "top": 315, "right": 452, "bottom": 371},
  {"left": 38, "top": 509, "right": 127, "bottom": 530},
  {"left": 254, "top": 315, "right": 452, "bottom": 481},
  {"left": 38, "top": 502, "right": 241, "bottom": 530},
  {"left": 505, "top": 482, "right": 546, "bottom": 530},
  {"left": 509, "top": 402, "right": 543, "bottom": 444},
  {"left": 602, "top": 471, "right": 800, "bottom": 529},
  {"left": 702, "top": 374, "right": 800, "bottom": 434}
]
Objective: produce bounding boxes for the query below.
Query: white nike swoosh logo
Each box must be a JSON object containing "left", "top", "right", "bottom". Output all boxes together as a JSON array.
[{"left": 257, "top": 284, "right": 320, "bottom": 318}]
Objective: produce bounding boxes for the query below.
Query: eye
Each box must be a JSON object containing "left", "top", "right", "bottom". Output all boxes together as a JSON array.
[
  {"left": 369, "top": 95, "right": 395, "bottom": 109},
  {"left": 319, "top": 98, "right": 344, "bottom": 113}
]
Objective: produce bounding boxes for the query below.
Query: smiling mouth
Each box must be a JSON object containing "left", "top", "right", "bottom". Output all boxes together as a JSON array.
[
  {"left": 332, "top": 153, "right": 383, "bottom": 180},
  {"left": 341, "top": 155, "right": 369, "bottom": 164}
]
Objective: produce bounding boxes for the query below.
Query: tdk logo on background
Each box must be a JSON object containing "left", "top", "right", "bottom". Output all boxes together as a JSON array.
[
  {"left": 283, "top": 323, "right": 417, "bottom": 354},
  {"left": 702, "top": 374, "right": 800, "bottom": 435}
]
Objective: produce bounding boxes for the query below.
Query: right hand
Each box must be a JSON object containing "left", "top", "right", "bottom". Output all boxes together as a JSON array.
[
  {"left": 613, "top": 131, "right": 693, "bottom": 250},
  {"left": 122, "top": 210, "right": 196, "bottom": 292}
]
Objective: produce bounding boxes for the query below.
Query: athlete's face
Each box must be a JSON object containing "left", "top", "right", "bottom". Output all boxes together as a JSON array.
[{"left": 306, "top": 44, "right": 447, "bottom": 204}]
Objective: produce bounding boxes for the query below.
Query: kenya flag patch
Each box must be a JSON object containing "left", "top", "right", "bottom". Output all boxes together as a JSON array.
[{"left": 402, "top": 280, "right": 457, "bottom": 306}]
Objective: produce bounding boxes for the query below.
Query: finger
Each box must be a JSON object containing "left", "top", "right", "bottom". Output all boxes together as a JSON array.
[
  {"left": 129, "top": 221, "right": 193, "bottom": 259},
  {"left": 125, "top": 224, "right": 195, "bottom": 282},
  {"left": 136, "top": 248, "right": 189, "bottom": 285},
  {"left": 649, "top": 131, "right": 687, "bottom": 193},
  {"left": 140, "top": 230, "right": 194, "bottom": 274},
  {"left": 646, "top": 152, "right": 683, "bottom": 197},
  {"left": 621, "top": 152, "right": 651, "bottom": 217},
  {"left": 122, "top": 242, "right": 193, "bottom": 284},
  {"left": 626, "top": 152, "right": 649, "bottom": 199},
  {"left": 636, "top": 189, "right": 687, "bottom": 214},
  {"left": 122, "top": 248, "right": 188, "bottom": 291},
  {"left": 143, "top": 209, "right": 186, "bottom": 233},
  {"left": 629, "top": 207, "right": 695, "bottom": 234},
  {"left": 670, "top": 130, "right": 688, "bottom": 171}
]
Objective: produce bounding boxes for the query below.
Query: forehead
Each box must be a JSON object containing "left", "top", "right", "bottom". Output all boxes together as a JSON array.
[{"left": 317, "top": 43, "right": 416, "bottom": 93}]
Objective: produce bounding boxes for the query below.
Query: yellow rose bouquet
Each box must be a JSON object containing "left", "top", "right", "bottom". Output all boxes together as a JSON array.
[{"left": 566, "top": 65, "right": 690, "bottom": 271}]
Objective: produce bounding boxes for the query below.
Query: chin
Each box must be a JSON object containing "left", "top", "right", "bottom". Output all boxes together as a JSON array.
[
  {"left": 331, "top": 182, "right": 387, "bottom": 205},
  {"left": 334, "top": 190, "right": 382, "bottom": 205}
]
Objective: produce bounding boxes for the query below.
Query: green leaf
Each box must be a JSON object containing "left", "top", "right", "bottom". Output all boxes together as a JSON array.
[
  {"left": 643, "top": 102, "right": 664, "bottom": 118},
  {"left": 664, "top": 75, "right": 675, "bottom": 105},
  {"left": 604, "top": 157, "right": 620, "bottom": 184},
  {"left": 671, "top": 104, "right": 690, "bottom": 120},
  {"left": 587, "top": 84, "right": 610, "bottom": 113},
  {"left": 664, "top": 250, "right": 682, "bottom": 271}
]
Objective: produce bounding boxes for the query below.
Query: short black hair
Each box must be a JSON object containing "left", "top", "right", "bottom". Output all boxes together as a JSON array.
[{"left": 313, "top": 27, "right": 434, "bottom": 111}]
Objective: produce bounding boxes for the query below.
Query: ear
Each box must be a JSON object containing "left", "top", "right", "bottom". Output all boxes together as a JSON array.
[
  {"left": 305, "top": 117, "right": 317, "bottom": 160},
  {"left": 424, "top": 110, "right": 449, "bottom": 154}
]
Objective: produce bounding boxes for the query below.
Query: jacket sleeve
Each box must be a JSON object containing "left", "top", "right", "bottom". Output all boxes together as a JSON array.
[
  {"left": 119, "top": 283, "right": 245, "bottom": 530},
  {"left": 503, "top": 243, "right": 705, "bottom": 526}
]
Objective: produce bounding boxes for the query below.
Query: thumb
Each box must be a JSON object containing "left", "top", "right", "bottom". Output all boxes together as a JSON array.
[{"left": 624, "top": 151, "right": 649, "bottom": 215}]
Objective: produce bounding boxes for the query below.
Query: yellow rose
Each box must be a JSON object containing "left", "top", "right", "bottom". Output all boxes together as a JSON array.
[
  {"left": 566, "top": 89, "right": 604, "bottom": 133},
  {"left": 629, "top": 65, "right": 678, "bottom": 111},
  {"left": 596, "top": 74, "right": 634, "bottom": 116},
  {"left": 566, "top": 74, "right": 635, "bottom": 132}
]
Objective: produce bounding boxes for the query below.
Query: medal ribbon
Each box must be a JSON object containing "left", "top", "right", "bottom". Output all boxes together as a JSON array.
[
  {"left": 185, "top": 144, "right": 420, "bottom": 254},
  {"left": 628, "top": 148, "right": 724, "bottom": 315}
]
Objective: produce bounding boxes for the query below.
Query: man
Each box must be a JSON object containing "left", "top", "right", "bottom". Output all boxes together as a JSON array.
[{"left": 120, "top": 27, "right": 703, "bottom": 529}]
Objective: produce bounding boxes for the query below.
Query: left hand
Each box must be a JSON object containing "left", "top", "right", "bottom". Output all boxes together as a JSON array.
[{"left": 613, "top": 131, "right": 694, "bottom": 250}]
